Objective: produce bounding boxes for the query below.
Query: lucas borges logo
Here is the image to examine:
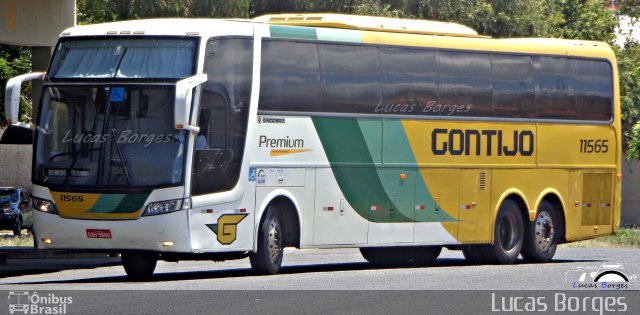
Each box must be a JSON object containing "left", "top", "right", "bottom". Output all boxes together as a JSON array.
[{"left": 565, "top": 263, "right": 637, "bottom": 290}]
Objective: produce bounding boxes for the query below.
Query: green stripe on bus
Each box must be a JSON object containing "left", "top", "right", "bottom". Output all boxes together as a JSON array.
[
  {"left": 316, "top": 28, "right": 362, "bottom": 43},
  {"left": 313, "top": 117, "right": 411, "bottom": 223},
  {"left": 113, "top": 194, "right": 149, "bottom": 213},
  {"left": 383, "top": 119, "right": 456, "bottom": 222},
  {"left": 269, "top": 25, "right": 317, "bottom": 40},
  {"left": 313, "top": 117, "right": 456, "bottom": 223},
  {"left": 86, "top": 194, "right": 125, "bottom": 213},
  {"left": 86, "top": 193, "right": 148, "bottom": 214}
]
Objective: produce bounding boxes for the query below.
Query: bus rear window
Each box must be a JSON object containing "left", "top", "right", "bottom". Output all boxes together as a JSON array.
[{"left": 49, "top": 37, "right": 197, "bottom": 80}]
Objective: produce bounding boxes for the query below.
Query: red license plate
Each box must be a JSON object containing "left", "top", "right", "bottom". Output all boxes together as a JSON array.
[{"left": 86, "top": 229, "right": 112, "bottom": 239}]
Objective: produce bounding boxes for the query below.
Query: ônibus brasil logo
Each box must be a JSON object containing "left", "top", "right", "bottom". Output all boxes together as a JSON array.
[{"left": 8, "top": 291, "right": 72, "bottom": 314}]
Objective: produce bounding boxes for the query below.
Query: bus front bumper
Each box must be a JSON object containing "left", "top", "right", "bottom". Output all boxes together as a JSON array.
[{"left": 33, "top": 210, "right": 192, "bottom": 252}]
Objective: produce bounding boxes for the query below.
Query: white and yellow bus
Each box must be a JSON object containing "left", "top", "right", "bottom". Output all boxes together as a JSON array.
[{"left": 5, "top": 14, "right": 621, "bottom": 279}]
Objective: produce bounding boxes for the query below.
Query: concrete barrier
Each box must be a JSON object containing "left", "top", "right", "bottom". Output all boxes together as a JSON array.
[{"left": 0, "top": 127, "right": 32, "bottom": 190}]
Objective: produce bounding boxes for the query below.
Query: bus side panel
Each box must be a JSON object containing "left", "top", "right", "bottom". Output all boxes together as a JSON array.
[
  {"left": 313, "top": 167, "right": 369, "bottom": 246},
  {"left": 537, "top": 123, "right": 616, "bottom": 240},
  {"left": 188, "top": 199, "right": 254, "bottom": 251},
  {"left": 537, "top": 124, "right": 616, "bottom": 167},
  {"left": 301, "top": 168, "right": 316, "bottom": 247}
]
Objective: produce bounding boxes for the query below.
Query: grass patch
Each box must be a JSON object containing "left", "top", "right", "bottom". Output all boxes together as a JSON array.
[
  {"left": 0, "top": 231, "right": 35, "bottom": 247},
  {"left": 562, "top": 228, "right": 640, "bottom": 248}
]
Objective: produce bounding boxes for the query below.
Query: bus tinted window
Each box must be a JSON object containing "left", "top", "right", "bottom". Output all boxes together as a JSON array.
[
  {"left": 318, "top": 44, "right": 382, "bottom": 114},
  {"left": 491, "top": 54, "right": 535, "bottom": 118},
  {"left": 260, "top": 40, "right": 322, "bottom": 112},
  {"left": 437, "top": 51, "right": 493, "bottom": 117},
  {"left": 534, "top": 56, "right": 576, "bottom": 119},
  {"left": 575, "top": 59, "right": 613, "bottom": 121},
  {"left": 379, "top": 47, "right": 438, "bottom": 116},
  {"left": 257, "top": 39, "right": 613, "bottom": 122}
]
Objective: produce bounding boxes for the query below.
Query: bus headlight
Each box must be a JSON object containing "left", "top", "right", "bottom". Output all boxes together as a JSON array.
[
  {"left": 32, "top": 197, "right": 58, "bottom": 214},
  {"left": 143, "top": 198, "right": 188, "bottom": 216}
]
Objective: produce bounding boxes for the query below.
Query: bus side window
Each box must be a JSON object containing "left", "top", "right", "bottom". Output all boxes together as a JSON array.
[
  {"left": 534, "top": 56, "right": 576, "bottom": 119},
  {"left": 191, "top": 38, "right": 252, "bottom": 196}
]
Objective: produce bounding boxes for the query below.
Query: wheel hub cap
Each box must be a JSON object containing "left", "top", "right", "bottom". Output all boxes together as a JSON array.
[
  {"left": 267, "top": 218, "right": 282, "bottom": 263},
  {"left": 535, "top": 211, "right": 554, "bottom": 252}
]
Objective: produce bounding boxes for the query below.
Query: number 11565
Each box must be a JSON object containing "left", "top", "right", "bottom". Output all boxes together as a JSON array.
[{"left": 579, "top": 139, "right": 609, "bottom": 153}]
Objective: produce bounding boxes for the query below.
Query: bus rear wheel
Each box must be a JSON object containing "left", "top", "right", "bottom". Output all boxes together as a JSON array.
[
  {"left": 482, "top": 199, "right": 524, "bottom": 264},
  {"left": 250, "top": 207, "right": 284, "bottom": 275},
  {"left": 121, "top": 251, "right": 158, "bottom": 280},
  {"left": 521, "top": 201, "right": 560, "bottom": 263},
  {"left": 462, "top": 245, "right": 488, "bottom": 264}
]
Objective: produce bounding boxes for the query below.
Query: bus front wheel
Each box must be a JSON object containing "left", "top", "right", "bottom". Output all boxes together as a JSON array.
[
  {"left": 250, "top": 207, "right": 284, "bottom": 275},
  {"left": 121, "top": 251, "right": 158, "bottom": 280},
  {"left": 521, "top": 201, "right": 560, "bottom": 263}
]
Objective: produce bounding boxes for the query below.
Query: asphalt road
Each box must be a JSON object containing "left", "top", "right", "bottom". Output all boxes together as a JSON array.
[{"left": 1, "top": 247, "right": 638, "bottom": 290}]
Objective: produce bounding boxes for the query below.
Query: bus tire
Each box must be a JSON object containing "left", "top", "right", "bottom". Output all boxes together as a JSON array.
[
  {"left": 521, "top": 200, "right": 560, "bottom": 263},
  {"left": 250, "top": 207, "right": 284, "bottom": 275},
  {"left": 360, "top": 247, "right": 388, "bottom": 265},
  {"left": 360, "top": 246, "right": 441, "bottom": 266},
  {"left": 121, "top": 251, "right": 158, "bottom": 280},
  {"left": 484, "top": 199, "right": 524, "bottom": 264},
  {"left": 414, "top": 246, "right": 442, "bottom": 265},
  {"left": 462, "top": 245, "right": 487, "bottom": 264}
]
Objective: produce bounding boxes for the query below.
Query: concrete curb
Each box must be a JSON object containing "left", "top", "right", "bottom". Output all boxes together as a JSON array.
[{"left": 0, "top": 247, "right": 110, "bottom": 265}]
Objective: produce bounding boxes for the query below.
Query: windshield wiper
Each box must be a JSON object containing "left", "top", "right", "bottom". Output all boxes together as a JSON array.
[{"left": 110, "top": 129, "right": 134, "bottom": 188}]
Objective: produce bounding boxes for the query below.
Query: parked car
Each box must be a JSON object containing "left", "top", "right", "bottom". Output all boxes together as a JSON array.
[{"left": 0, "top": 187, "right": 32, "bottom": 236}]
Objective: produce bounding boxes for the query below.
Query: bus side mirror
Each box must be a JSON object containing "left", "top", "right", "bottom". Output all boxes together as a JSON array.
[
  {"left": 175, "top": 74, "right": 207, "bottom": 132},
  {"left": 4, "top": 72, "right": 45, "bottom": 124}
]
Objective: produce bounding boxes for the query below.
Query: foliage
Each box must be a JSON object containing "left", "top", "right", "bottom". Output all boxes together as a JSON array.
[
  {"left": 77, "top": 0, "right": 251, "bottom": 23},
  {"left": 551, "top": 0, "right": 617, "bottom": 44},
  {"left": 617, "top": 1, "right": 640, "bottom": 159},
  {"left": 0, "top": 45, "right": 32, "bottom": 125},
  {"left": 0, "top": 233, "right": 34, "bottom": 247},
  {"left": 406, "top": 0, "right": 559, "bottom": 37},
  {"left": 623, "top": 43, "right": 640, "bottom": 160},
  {"left": 618, "top": 0, "right": 640, "bottom": 19},
  {"left": 630, "top": 122, "right": 640, "bottom": 160},
  {"left": 619, "top": 39, "right": 640, "bottom": 155}
]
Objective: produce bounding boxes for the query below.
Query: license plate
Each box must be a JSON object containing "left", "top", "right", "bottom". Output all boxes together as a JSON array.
[{"left": 86, "top": 229, "right": 112, "bottom": 239}]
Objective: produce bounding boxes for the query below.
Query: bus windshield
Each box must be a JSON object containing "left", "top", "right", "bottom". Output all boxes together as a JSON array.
[{"left": 33, "top": 85, "right": 186, "bottom": 190}]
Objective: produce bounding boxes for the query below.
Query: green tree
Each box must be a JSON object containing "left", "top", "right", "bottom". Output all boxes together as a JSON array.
[
  {"left": 551, "top": 0, "right": 617, "bottom": 44},
  {"left": 0, "top": 45, "right": 32, "bottom": 124},
  {"left": 620, "top": 43, "right": 640, "bottom": 159},
  {"left": 617, "top": 0, "right": 640, "bottom": 159},
  {"left": 618, "top": 0, "right": 640, "bottom": 19},
  {"left": 191, "top": 0, "right": 250, "bottom": 18}
]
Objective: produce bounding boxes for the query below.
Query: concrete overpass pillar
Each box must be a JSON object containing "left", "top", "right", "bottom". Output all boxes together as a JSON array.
[{"left": 30, "top": 46, "right": 52, "bottom": 122}]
